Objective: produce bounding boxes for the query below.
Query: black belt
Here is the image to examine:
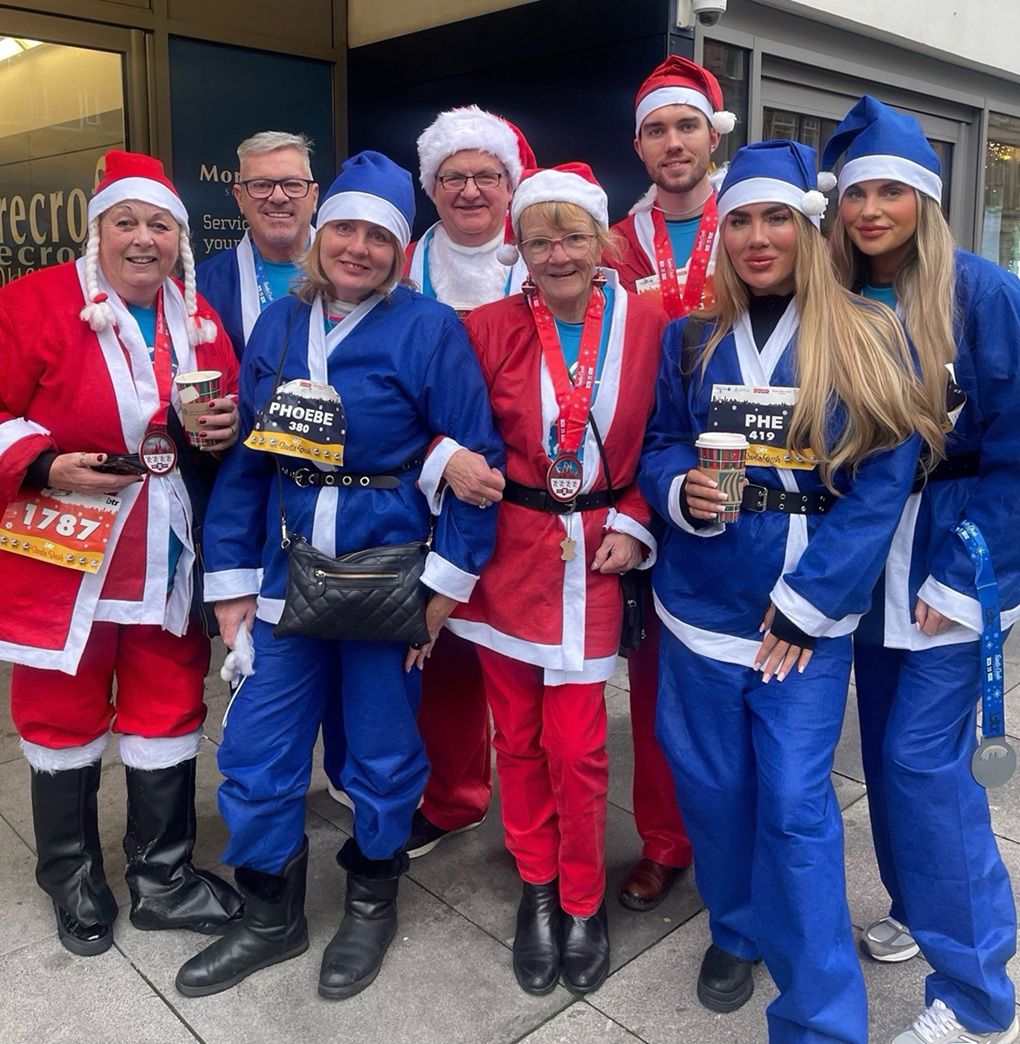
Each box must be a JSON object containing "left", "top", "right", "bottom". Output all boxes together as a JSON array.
[
  {"left": 742, "top": 483, "right": 832, "bottom": 515},
  {"left": 911, "top": 450, "right": 979, "bottom": 494},
  {"left": 281, "top": 456, "right": 423, "bottom": 490},
  {"left": 503, "top": 478, "right": 629, "bottom": 515}
]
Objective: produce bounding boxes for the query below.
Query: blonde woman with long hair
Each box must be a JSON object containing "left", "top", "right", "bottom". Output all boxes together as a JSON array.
[
  {"left": 825, "top": 94, "right": 1020, "bottom": 1044},
  {"left": 640, "top": 139, "right": 935, "bottom": 1044}
]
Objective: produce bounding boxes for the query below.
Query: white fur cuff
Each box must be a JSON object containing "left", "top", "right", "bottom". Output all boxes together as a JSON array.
[
  {"left": 21, "top": 733, "right": 108, "bottom": 773},
  {"left": 119, "top": 728, "right": 203, "bottom": 770}
]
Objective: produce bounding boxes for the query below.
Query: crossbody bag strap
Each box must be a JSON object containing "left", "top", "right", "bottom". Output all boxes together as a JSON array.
[{"left": 273, "top": 304, "right": 302, "bottom": 548}]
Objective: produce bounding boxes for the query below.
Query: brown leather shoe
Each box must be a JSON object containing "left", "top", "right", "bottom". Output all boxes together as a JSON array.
[{"left": 618, "top": 857, "right": 685, "bottom": 911}]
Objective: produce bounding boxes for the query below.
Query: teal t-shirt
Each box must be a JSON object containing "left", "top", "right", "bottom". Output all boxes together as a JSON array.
[
  {"left": 861, "top": 282, "right": 898, "bottom": 309},
  {"left": 264, "top": 259, "right": 301, "bottom": 303},
  {"left": 666, "top": 215, "right": 702, "bottom": 266}
]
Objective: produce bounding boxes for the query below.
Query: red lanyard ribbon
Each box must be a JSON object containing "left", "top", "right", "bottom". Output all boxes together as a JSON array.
[
  {"left": 650, "top": 192, "right": 718, "bottom": 320},
  {"left": 148, "top": 288, "right": 174, "bottom": 431},
  {"left": 529, "top": 284, "right": 605, "bottom": 456}
]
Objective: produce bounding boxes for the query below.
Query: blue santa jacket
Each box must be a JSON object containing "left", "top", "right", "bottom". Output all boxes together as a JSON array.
[
  {"left": 640, "top": 306, "right": 920, "bottom": 665},
  {"left": 203, "top": 286, "right": 503, "bottom": 622},
  {"left": 196, "top": 247, "right": 245, "bottom": 360},
  {"left": 873, "top": 249, "right": 1020, "bottom": 649}
]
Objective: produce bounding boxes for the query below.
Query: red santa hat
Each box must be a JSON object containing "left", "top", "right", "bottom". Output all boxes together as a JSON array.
[
  {"left": 80, "top": 149, "right": 215, "bottom": 345},
  {"left": 416, "top": 105, "right": 535, "bottom": 199},
  {"left": 497, "top": 163, "right": 608, "bottom": 266},
  {"left": 634, "top": 55, "right": 736, "bottom": 137}
]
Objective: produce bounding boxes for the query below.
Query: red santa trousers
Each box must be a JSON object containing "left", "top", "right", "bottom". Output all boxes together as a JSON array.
[
  {"left": 418, "top": 629, "right": 492, "bottom": 830},
  {"left": 477, "top": 646, "right": 607, "bottom": 916},
  {"left": 11, "top": 622, "right": 210, "bottom": 748},
  {"left": 626, "top": 609, "right": 693, "bottom": 867}
]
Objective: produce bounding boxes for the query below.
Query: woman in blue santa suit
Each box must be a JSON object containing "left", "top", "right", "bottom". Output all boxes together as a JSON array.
[
  {"left": 175, "top": 150, "right": 501, "bottom": 1001},
  {"left": 825, "top": 96, "right": 1020, "bottom": 1044},
  {"left": 641, "top": 139, "right": 943, "bottom": 1044}
]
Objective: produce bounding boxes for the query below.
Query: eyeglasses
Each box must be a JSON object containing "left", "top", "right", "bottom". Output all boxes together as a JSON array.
[
  {"left": 519, "top": 233, "right": 598, "bottom": 262},
  {"left": 238, "top": 177, "right": 315, "bottom": 199},
  {"left": 434, "top": 171, "right": 507, "bottom": 192}
]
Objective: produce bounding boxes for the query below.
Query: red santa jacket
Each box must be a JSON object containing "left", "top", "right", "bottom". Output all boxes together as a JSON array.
[
  {"left": 447, "top": 272, "right": 664, "bottom": 682},
  {"left": 0, "top": 260, "right": 238, "bottom": 673}
]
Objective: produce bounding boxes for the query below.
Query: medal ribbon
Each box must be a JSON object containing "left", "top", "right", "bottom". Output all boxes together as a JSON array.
[
  {"left": 250, "top": 241, "right": 276, "bottom": 311},
  {"left": 147, "top": 288, "right": 175, "bottom": 433},
  {"left": 650, "top": 192, "right": 718, "bottom": 321},
  {"left": 953, "top": 520, "right": 1004, "bottom": 737},
  {"left": 529, "top": 284, "right": 605, "bottom": 456}
]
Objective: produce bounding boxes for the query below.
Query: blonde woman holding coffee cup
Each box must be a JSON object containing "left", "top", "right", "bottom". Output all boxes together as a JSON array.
[{"left": 639, "top": 140, "right": 942, "bottom": 1044}]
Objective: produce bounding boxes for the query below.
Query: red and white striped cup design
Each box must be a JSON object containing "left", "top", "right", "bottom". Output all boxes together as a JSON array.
[{"left": 695, "top": 432, "right": 749, "bottom": 523}]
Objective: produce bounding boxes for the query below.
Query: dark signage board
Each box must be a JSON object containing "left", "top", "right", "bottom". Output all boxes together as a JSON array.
[{"left": 168, "top": 36, "right": 335, "bottom": 264}]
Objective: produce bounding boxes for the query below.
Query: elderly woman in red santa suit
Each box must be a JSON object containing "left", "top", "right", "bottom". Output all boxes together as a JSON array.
[
  {"left": 0, "top": 149, "right": 242, "bottom": 957},
  {"left": 446, "top": 163, "right": 665, "bottom": 996}
]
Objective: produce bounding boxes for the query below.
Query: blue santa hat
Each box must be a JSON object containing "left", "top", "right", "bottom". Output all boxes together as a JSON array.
[
  {"left": 717, "top": 139, "right": 834, "bottom": 228},
  {"left": 820, "top": 94, "right": 942, "bottom": 203},
  {"left": 315, "top": 150, "right": 415, "bottom": 250}
]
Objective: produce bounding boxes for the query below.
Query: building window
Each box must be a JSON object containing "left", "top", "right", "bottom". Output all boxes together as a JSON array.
[
  {"left": 703, "top": 39, "right": 748, "bottom": 169},
  {"left": 983, "top": 113, "right": 1020, "bottom": 276},
  {"left": 0, "top": 39, "right": 125, "bottom": 285}
]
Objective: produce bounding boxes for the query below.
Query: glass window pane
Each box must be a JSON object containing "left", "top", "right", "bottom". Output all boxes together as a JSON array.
[
  {"left": 984, "top": 113, "right": 1020, "bottom": 276},
  {"left": 0, "top": 39, "right": 125, "bottom": 285},
  {"left": 703, "top": 40, "right": 749, "bottom": 169}
]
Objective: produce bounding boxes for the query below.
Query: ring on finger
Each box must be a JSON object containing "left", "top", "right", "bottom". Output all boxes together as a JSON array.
[{"left": 478, "top": 498, "right": 488, "bottom": 509}]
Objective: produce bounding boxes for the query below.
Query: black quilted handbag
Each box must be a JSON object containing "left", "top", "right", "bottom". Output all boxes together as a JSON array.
[{"left": 274, "top": 533, "right": 430, "bottom": 644}]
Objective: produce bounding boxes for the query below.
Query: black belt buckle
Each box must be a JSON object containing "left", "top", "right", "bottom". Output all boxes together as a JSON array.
[
  {"left": 558, "top": 496, "right": 577, "bottom": 514},
  {"left": 743, "top": 484, "right": 767, "bottom": 513}
]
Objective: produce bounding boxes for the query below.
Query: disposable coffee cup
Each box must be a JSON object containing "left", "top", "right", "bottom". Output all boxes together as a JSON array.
[
  {"left": 695, "top": 432, "right": 749, "bottom": 523},
  {"left": 175, "top": 370, "right": 222, "bottom": 447}
]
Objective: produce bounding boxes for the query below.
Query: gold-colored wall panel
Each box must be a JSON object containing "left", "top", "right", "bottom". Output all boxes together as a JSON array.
[
  {"left": 166, "top": 0, "right": 336, "bottom": 48},
  {"left": 347, "top": 0, "right": 534, "bottom": 47}
]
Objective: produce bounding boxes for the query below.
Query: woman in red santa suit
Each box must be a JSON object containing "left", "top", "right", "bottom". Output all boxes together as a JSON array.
[
  {"left": 448, "top": 164, "right": 664, "bottom": 996},
  {"left": 0, "top": 150, "right": 243, "bottom": 956}
]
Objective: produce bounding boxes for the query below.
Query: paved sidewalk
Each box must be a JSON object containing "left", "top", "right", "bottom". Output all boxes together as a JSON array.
[{"left": 2, "top": 637, "right": 1018, "bottom": 1044}]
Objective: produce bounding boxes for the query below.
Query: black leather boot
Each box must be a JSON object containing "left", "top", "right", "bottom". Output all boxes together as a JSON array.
[
  {"left": 697, "top": 942, "right": 756, "bottom": 1012},
  {"left": 31, "top": 762, "right": 120, "bottom": 957},
  {"left": 512, "top": 879, "right": 561, "bottom": 995},
  {"left": 318, "top": 838, "right": 407, "bottom": 1000},
  {"left": 175, "top": 838, "right": 309, "bottom": 997},
  {"left": 559, "top": 900, "right": 610, "bottom": 994},
  {"left": 124, "top": 758, "right": 242, "bottom": 934}
]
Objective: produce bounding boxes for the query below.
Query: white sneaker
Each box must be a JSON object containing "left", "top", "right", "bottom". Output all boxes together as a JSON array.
[
  {"left": 862, "top": 915, "right": 920, "bottom": 962},
  {"left": 889, "top": 999, "right": 1020, "bottom": 1044},
  {"left": 325, "top": 782, "right": 355, "bottom": 811}
]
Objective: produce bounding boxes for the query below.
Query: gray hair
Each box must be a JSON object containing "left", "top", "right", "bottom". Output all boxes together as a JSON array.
[{"left": 236, "top": 132, "right": 314, "bottom": 176}]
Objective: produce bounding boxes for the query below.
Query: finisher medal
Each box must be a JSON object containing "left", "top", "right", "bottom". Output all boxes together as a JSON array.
[
  {"left": 547, "top": 452, "right": 583, "bottom": 502},
  {"left": 139, "top": 428, "right": 177, "bottom": 475}
]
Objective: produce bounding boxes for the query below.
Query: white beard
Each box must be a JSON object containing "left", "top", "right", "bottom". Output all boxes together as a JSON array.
[{"left": 429, "top": 225, "right": 509, "bottom": 308}]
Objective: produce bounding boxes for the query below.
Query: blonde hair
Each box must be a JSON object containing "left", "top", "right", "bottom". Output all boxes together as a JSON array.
[
  {"left": 698, "top": 210, "right": 943, "bottom": 491},
  {"left": 830, "top": 191, "right": 957, "bottom": 447},
  {"left": 516, "top": 201, "right": 623, "bottom": 265},
  {"left": 293, "top": 224, "right": 404, "bottom": 305}
]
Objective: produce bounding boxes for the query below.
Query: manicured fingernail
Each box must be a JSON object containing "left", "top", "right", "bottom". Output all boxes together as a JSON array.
[
  {"left": 198, "top": 418, "right": 207, "bottom": 425},
  {"left": 762, "top": 673, "right": 772, "bottom": 684},
  {"left": 798, "top": 662, "right": 806, "bottom": 673},
  {"left": 777, "top": 669, "right": 787, "bottom": 682}
]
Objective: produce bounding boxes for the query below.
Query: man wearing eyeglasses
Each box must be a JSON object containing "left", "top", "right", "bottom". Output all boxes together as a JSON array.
[
  {"left": 394, "top": 106, "right": 533, "bottom": 860},
  {"left": 197, "top": 131, "right": 318, "bottom": 359}
]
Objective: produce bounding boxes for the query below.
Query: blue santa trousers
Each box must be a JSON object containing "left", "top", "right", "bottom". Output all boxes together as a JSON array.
[
  {"left": 217, "top": 620, "right": 428, "bottom": 872},
  {"left": 656, "top": 628, "right": 866, "bottom": 1044},
  {"left": 854, "top": 639, "right": 1016, "bottom": 1033}
]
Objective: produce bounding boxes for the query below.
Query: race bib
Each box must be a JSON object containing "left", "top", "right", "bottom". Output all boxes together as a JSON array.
[
  {"left": 245, "top": 379, "right": 346, "bottom": 466},
  {"left": 0, "top": 488, "right": 122, "bottom": 572},
  {"left": 707, "top": 384, "right": 815, "bottom": 469}
]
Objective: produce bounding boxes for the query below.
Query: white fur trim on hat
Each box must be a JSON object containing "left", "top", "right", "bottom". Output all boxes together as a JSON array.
[
  {"left": 88, "top": 177, "right": 189, "bottom": 228},
  {"left": 418, "top": 106, "right": 523, "bottom": 198},
  {"left": 316, "top": 190, "right": 411, "bottom": 250},
  {"left": 718, "top": 176, "right": 824, "bottom": 227},
  {"left": 636, "top": 86, "right": 713, "bottom": 134},
  {"left": 837, "top": 155, "right": 943, "bottom": 203},
  {"left": 510, "top": 170, "right": 609, "bottom": 236}
]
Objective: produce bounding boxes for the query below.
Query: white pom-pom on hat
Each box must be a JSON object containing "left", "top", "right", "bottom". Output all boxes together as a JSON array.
[
  {"left": 496, "top": 242, "right": 520, "bottom": 266},
  {"left": 711, "top": 110, "right": 737, "bottom": 135},
  {"left": 801, "top": 190, "right": 828, "bottom": 217},
  {"left": 816, "top": 171, "right": 838, "bottom": 193}
]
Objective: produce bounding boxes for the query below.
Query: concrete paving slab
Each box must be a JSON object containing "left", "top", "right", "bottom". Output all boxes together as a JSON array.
[
  {"left": 0, "top": 935, "right": 199, "bottom": 1044},
  {"left": 0, "top": 814, "right": 53, "bottom": 957},
  {"left": 519, "top": 1001, "right": 645, "bottom": 1043}
]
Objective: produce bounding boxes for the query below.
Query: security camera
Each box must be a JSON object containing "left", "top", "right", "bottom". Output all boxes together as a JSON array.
[{"left": 691, "top": 0, "right": 727, "bottom": 26}]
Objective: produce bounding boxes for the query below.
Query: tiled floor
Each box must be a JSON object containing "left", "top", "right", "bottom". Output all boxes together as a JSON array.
[{"left": 1, "top": 637, "right": 1017, "bottom": 1044}]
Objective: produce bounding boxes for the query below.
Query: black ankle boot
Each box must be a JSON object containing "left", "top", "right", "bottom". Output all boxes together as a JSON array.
[
  {"left": 318, "top": 838, "right": 407, "bottom": 1000},
  {"left": 559, "top": 900, "right": 610, "bottom": 994},
  {"left": 512, "top": 879, "right": 561, "bottom": 995},
  {"left": 175, "top": 838, "right": 309, "bottom": 997},
  {"left": 697, "top": 943, "right": 756, "bottom": 1012},
  {"left": 124, "top": 759, "right": 243, "bottom": 934},
  {"left": 31, "top": 762, "right": 119, "bottom": 957}
]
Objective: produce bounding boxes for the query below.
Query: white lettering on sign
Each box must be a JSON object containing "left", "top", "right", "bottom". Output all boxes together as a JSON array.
[
  {"left": 199, "top": 164, "right": 241, "bottom": 184},
  {"left": 268, "top": 401, "right": 335, "bottom": 426}
]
